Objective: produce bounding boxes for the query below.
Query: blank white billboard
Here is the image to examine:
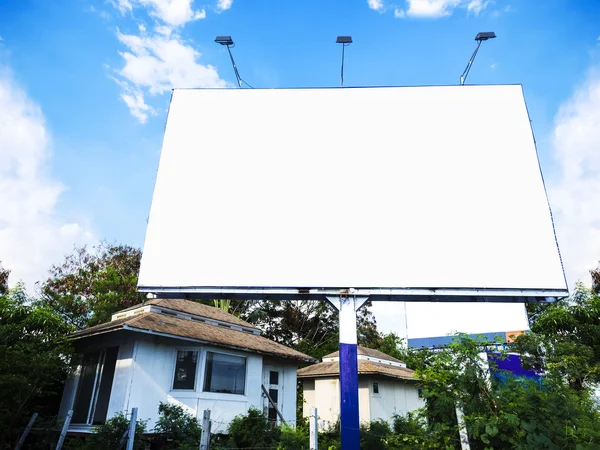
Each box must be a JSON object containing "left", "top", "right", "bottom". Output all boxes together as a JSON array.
[{"left": 138, "top": 86, "right": 567, "bottom": 301}]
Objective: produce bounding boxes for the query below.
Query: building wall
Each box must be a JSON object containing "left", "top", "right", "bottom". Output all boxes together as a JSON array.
[
  {"left": 122, "top": 336, "right": 266, "bottom": 433},
  {"left": 61, "top": 333, "right": 300, "bottom": 433},
  {"left": 302, "top": 376, "right": 423, "bottom": 428},
  {"left": 368, "top": 377, "right": 424, "bottom": 423}
]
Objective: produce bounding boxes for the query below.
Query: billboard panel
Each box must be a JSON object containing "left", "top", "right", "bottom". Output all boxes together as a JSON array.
[{"left": 138, "top": 86, "right": 567, "bottom": 301}]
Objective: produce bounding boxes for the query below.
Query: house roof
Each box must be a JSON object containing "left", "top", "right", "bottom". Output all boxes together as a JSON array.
[
  {"left": 71, "top": 311, "right": 316, "bottom": 363},
  {"left": 117, "top": 299, "right": 257, "bottom": 330},
  {"left": 323, "top": 346, "right": 404, "bottom": 364},
  {"left": 297, "top": 359, "right": 417, "bottom": 380}
]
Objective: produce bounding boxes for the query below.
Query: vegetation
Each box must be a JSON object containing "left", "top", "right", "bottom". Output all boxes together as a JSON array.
[
  {"left": 153, "top": 402, "right": 202, "bottom": 449},
  {"left": 2, "top": 247, "right": 600, "bottom": 449},
  {"left": 0, "top": 278, "right": 73, "bottom": 448},
  {"left": 83, "top": 412, "right": 147, "bottom": 450},
  {"left": 39, "top": 243, "right": 144, "bottom": 329}
]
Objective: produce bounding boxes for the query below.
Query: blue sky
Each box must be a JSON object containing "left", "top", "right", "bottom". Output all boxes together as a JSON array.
[{"left": 1, "top": 0, "right": 600, "bottom": 335}]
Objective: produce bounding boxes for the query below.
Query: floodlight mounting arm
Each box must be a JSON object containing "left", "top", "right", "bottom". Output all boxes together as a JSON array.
[
  {"left": 225, "top": 44, "right": 242, "bottom": 89},
  {"left": 460, "top": 39, "right": 483, "bottom": 85},
  {"left": 340, "top": 43, "right": 351, "bottom": 88}
]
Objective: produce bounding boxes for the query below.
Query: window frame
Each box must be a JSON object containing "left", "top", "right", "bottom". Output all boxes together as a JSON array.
[
  {"left": 202, "top": 350, "right": 248, "bottom": 396},
  {"left": 372, "top": 381, "right": 381, "bottom": 396},
  {"left": 171, "top": 348, "right": 200, "bottom": 392}
]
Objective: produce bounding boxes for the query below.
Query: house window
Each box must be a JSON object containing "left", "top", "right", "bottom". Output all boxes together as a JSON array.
[
  {"left": 269, "top": 371, "right": 279, "bottom": 385},
  {"left": 418, "top": 388, "right": 424, "bottom": 399},
  {"left": 173, "top": 351, "right": 198, "bottom": 390},
  {"left": 204, "top": 352, "right": 246, "bottom": 395},
  {"left": 373, "top": 382, "right": 380, "bottom": 395}
]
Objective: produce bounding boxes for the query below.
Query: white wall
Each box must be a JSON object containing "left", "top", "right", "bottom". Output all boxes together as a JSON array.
[
  {"left": 302, "top": 376, "right": 424, "bottom": 429},
  {"left": 106, "top": 338, "right": 136, "bottom": 418},
  {"left": 62, "top": 335, "right": 301, "bottom": 433},
  {"left": 310, "top": 378, "right": 340, "bottom": 428},
  {"left": 122, "top": 336, "right": 265, "bottom": 433},
  {"left": 280, "top": 363, "right": 298, "bottom": 426},
  {"left": 368, "top": 378, "right": 424, "bottom": 424}
]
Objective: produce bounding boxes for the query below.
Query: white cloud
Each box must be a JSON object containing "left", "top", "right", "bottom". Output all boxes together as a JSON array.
[
  {"left": 120, "top": 88, "right": 156, "bottom": 124},
  {"left": 368, "top": 0, "right": 385, "bottom": 12},
  {"left": 216, "top": 0, "right": 232, "bottom": 11},
  {"left": 402, "top": 0, "right": 489, "bottom": 18},
  {"left": 547, "top": 67, "right": 600, "bottom": 288},
  {"left": 114, "top": 29, "right": 226, "bottom": 122},
  {"left": 0, "top": 66, "right": 94, "bottom": 291},
  {"left": 114, "top": 0, "right": 206, "bottom": 27},
  {"left": 110, "top": 1, "right": 226, "bottom": 123},
  {"left": 394, "top": 8, "right": 406, "bottom": 18}
]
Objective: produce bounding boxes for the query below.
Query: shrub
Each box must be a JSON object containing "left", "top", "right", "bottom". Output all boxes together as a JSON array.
[
  {"left": 227, "top": 407, "right": 281, "bottom": 449},
  {"left": 278, "top": 423, "right": 309, "bottom": 450},
  {"left": 85, "top": 412, "right": 147, "bottom": 450},
  {"left": 360, "top": 419, "right": 392, "bottom": 450},
  {"left": 153, "top": 402, "right": 202, "bottom": 449}
]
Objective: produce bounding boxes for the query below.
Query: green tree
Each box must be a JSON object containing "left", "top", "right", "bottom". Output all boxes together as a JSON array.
[
  {"left": 84, "top": 412, "right": 147, "bottom": 450},
  {"left": 40, "top": 243, "right": 144, "bottom": 329},
  {"left": 591, "top": 263, "right": 600, "bottom": 295},
  {"left": 244, "top": 299, "right": 380, "bottom": 361},
  {"left": 0, "top": 262, "right": 9, "bottom": 294},
  {"left": 153, "top": 402, "right": 202, "bottom": 449},
  {"left": 0, "top": 284, "right": 73, "bottom": 448},
  {"left": 516, "top": 284, "right": 600, "bottom": 391},
  {"left": 410, "top": 334, "right": 600, "bottom": 449}
]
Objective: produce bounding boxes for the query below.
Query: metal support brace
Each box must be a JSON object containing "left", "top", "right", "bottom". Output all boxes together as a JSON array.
[
  {"left": 15, "top": 412, "right": 38, "bottom": 450},
  {"left": 126, "top": 407, "right": 138, "bottom": 450},
  {"left": 327, "top": 295, "right": 368, "bottom": 450},
  {"left": 55, "top": 410, "right": 72, "bottom": 450}
]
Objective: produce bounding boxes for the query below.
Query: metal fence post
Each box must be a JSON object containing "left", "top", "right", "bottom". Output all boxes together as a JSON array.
[
  {"left": 55, "top": 409, "right": 73, "bottom": 450},
  {"left": 126, "top": 407, "right": 138, "bottom": 450},
  {"left": 14, "top": 412, "right": 38, "bottom": 450},
  {"left": 309, "top": 407, "right": 318, "bottom": 450},
  {"left": 200, "top": 409, "right": 211, "bottom": 450},
  {"left": 455, "top": 402, "right": 471, "bottom": 450}
]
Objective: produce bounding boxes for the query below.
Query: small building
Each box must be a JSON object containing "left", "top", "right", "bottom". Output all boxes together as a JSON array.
[
  {"left": 298, "top": 347, "right": 423, "bottom": 428},
  {"left": 58, "top": 299, "right": 315, "bottom": 433}
]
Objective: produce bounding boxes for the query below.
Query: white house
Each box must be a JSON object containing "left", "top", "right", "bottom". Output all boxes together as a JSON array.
[
  {"left": 58, "top": 299, "right": 315, "bottom": 433},
  {"left": 298, "top": 347, "right": 424, "bottom": 428}
]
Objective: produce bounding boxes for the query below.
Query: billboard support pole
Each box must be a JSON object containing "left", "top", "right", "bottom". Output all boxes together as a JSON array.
[{"left": 328, "top": 295, "right": 368, "bottom": 450}]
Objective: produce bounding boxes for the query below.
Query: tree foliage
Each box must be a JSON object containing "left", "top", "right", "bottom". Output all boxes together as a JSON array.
[
  {"left": 377, "top": 333, "right": 600, "bottom": 449},
  {"left": 516, "top": 284, "right": 600, "bottom": 391},
  {"left": 0, "top": 284, "right": 73, "bottom": 448},
  {"left": 0, "top": 262, "right": 9, "bottom": 294},
  {"left": 242, "top": 299, "right": 380, "bottom": 361},
  {"left": 40, "top": 243, "right": 144, "bottom": 329},
  {"left": 83, "top": 412, "right": 147, "bottom": 450},
  {"left": 153, "top": 402, "right": 202, "bottom": 449}
]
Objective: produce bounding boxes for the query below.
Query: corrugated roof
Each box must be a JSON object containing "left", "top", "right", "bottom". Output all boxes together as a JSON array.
[
  {"left": 297, "top": 359, "right": 417, "bottom": 380},
  {"left": 323, "top": 346, "right": 404, "bottom": 364},
  {"left": 72, "top": 312, "right": 315, "bottom": 363},
  {"left": 116, "top": 299, "right": 257, "bottom": 329}
]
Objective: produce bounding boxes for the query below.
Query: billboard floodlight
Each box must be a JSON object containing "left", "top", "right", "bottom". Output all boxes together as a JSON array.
[
  {"left": 214, "top": 36, "right": 234, "bottom": 46},
  {"left": 475, "top": 32, "right": 496, "bottom": 41},
  {"left": 214, "top": 35, "right": 246, "bottom": 88},
  {"left": 460, "top": 31, "right": 497, "bottom": 85},
  {"left": 336, "top": 35, "right": 352, "bottom": 87}
]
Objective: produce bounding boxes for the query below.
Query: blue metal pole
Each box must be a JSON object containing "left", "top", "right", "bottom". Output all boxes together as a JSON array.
[{"left": 337, "top": 296, "right": 361, "bottom": 450}]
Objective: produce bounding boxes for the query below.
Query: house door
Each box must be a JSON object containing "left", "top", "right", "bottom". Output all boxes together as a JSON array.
[
  {"left": 72, "top": 347, "right": 119, "bottom": 424},
  {"left": 262, "top": 366, "right": 282, "bottom": 424}
]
